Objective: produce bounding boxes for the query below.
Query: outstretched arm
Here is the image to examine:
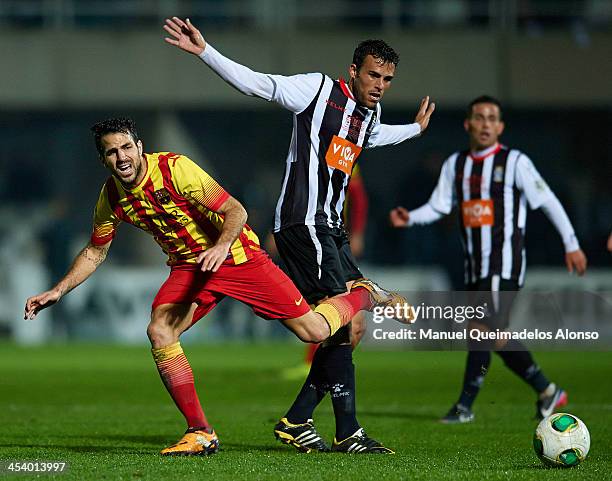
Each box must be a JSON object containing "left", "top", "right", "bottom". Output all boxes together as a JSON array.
[
  {"left": 515, "top": 154, "right": 586, "bottom": 276},
  {"left": 367, "top": 96, "right": 435, "bottom": 148},
  {"left": 24, "top": 241, "right": 111, "bottom": 319},
  {"left": 163, "top": 17, "right": 319, "bottom": 112},
  {"left": 390, "top": 203, "right": 446, "bottom": 227},
  {"left": 539, "top": 195, "right": 587, "bottom": 275}
]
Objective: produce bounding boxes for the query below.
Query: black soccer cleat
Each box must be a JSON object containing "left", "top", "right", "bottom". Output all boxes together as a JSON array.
[
  {"left": 273, "top": 417, "right": 330, "bottom": 453},
  {"left": 331, "top": 428, "right": 395, "bottom": 454},
  {"left": 440, "top": 403, "right": 475, "bottom": 424},
  {"left": 536, "top": 386, "right": 568, "bottom": 419}
]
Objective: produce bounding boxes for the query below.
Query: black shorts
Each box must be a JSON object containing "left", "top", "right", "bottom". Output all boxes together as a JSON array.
[
  {"left": 274, "top": 225, "right": 363, "bottom": 304},
  {"left": 467, "top": 276, "right": 519, "bottom": 330}
]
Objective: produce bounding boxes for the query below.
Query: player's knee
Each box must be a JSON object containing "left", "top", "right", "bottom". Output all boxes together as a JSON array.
[
  {"left": 146, "top": 321, "right": 174, "bottom": 347},
  {"left": 296, "top": 322, "right": 329, "bottom": 344},
  {"left": 147, "top": 311, "right": 179, "bottom": 347},
  {"left": 308, "top": 320, "right": 332, "bottom": 343}
]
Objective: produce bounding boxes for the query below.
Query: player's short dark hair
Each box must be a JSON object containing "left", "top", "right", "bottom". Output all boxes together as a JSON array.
[
  {"left": 467, "top": 95, "right": 503, "bottom": 119},
  {"left": 353, "top": 40, "right": 399, "bottom": 71},
  {"left": 91, "top": 117, "right": 140, "bottom": 156}
]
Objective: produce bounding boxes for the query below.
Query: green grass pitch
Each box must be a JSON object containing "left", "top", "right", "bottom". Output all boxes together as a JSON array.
[{"left": 0, "top": 343, "right": 610, "bottom": 480}]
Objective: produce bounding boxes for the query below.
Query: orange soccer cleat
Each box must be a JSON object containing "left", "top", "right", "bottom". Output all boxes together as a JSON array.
[
  {"left": 160, "top": 428, "right": 220, "bottom": 456},
  {"left": 350, "top": 278, "right": 414, "bottom": 323}
]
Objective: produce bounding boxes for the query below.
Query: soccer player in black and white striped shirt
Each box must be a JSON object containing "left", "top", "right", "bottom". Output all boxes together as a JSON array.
[
  {"left": 164, "top": 16, "right": 434, "bottom": 452},
  {"left": 390, "top": 95, "right": 587, "bottom": 423}
]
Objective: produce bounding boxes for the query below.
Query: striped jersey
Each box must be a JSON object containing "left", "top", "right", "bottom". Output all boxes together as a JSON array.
[
  {"left": 410, "top": 144, "right": 557, "bottom": 285},
  {"left": 275, "top": 76, "right": 379, "bottom": 230},
  {"left": 91, "top": 152, "right": 260, "bottom": 266},
  {"left": 197, "top": 44, "right": 422, "bottom": 233}
]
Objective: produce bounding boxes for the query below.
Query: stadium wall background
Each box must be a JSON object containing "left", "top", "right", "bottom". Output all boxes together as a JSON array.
[
  {"left": 1, "top": 30, "right": 611, "bottom": 107},
  {"left": 0, "top": 29, "right": 610, "bottom": 341}
]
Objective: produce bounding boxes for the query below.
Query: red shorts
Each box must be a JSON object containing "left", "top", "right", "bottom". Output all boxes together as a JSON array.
[{"left": 152, "top": 251, "right": 311, "bottom": 323}]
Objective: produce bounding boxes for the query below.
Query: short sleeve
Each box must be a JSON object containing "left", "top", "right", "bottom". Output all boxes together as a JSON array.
[
  {"left": 514, "top": 154, "right": 552, "bottom": 209},
  {"left": 91, "top": 181, "right": 121, "bottom": 246},
  {"left": 170, "top": 155, "right": 230, "bottom": 212}
]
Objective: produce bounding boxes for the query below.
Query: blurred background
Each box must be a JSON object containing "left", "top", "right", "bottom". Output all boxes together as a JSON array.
[{"left": 0, "top": 0, "right": 610, "bottom": 344}]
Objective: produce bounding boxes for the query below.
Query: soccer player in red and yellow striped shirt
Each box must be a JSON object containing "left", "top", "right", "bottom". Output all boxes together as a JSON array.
[{"left": 24, "top": 117, "right": 406, "bottom": 456}]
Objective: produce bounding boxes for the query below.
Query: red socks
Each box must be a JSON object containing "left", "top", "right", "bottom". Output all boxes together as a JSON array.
[
  {"left": 152, "top": 342, "right": 209, "bottom": 430},
  {"left": 314, "top": 288, "right": 372, "bottom": 336}
]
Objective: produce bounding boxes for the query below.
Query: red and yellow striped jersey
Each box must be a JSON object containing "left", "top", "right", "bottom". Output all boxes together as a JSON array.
[{"left": 91, "top": 152, "right": 260, "bottom": 266}]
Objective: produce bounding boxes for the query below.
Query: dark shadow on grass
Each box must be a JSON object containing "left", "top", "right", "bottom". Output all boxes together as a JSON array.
[
  {"left": 86, "top": 433, "right": 170, "bottom": 445},
  {"left": 512, "top": 464, "right": 579, "bottom": 471},
  {"left": 38, "top": 433, "right": 169, "bottom": 446},
  {"left": 0, "top": 443, "right": 151, "bottom": 455},
  {"left": 359, "top": 410, "right": 440, "bottom": 421},
  {"left": 221, "top": 442, "right": 293, "bottom": 453}
]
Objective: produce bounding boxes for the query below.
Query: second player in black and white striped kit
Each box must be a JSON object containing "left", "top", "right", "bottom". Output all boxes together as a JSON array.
[
  {"left": 406, "top": 141, "right": 580, "bottom": 287},
  {"left": 390, "top": 95, "right": 587, "bottom": 424},
  {"left": 164, "top": 16, "right": 435, "bottom": 453}
]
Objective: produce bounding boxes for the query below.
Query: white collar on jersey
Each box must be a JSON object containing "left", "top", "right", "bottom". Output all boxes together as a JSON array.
[{"left": 470, "top": 142, "right": 501, "bottom": 161}]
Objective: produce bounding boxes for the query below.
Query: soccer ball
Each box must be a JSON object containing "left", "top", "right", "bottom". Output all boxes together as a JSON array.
[{"left": 533, "top": 413, "right": 590, "bottom": 467}]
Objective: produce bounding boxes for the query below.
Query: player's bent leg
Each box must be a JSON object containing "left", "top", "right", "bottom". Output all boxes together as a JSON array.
[
  {"left": 282, "top": 277, "right": 413, "bottom": 344},
  {"left": 148, "top": 303, "right": 217, "bottom": 455},
  {"left": 147, "top": 303, "right": 198, "bottom": 349},
  {"left": 494, "top": 339, "right": 568, "bottom": 419},
  {"left": 282, "top": 289, "right": 372, "bottom": 343},
  {"left": 281, "top": 311, "right": 331, "bottom": 343}
]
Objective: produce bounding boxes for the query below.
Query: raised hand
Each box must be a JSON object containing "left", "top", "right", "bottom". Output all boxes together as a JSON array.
[
  {"left": 414, "top": 96, "right": 436, "bottom": 133},
  {"left": 24, "top": 289, "right": 62, "bottom": 320},
  {"left": 164, "top": 17, "right": 206, "bottom": 55},
  {"left": 389, "top": 206, "right": 410, "bottom": 228}
]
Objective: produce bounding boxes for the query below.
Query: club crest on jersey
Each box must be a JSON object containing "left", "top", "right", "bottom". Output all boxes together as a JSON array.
[
  {"left": 493, "top": 165, "right": 504, "bottom": 183},
  {"left": 348, "top": 116, "right": 362, "bottom": 139},
  {"left": 535, "top": 179, "right": 548, "bottom": 192},
  {"left": 153, "top": 188, "right": 171, "bottom": 204}
]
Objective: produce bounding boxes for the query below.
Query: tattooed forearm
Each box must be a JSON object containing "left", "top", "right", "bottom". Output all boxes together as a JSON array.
[
  {"left": 51, "top": 242, "right": 111, "bottom": 299},
  {"left": 80, "top": 244, "right": 109, "bottom": 267}
]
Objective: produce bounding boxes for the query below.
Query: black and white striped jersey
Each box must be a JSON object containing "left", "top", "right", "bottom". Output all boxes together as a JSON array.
[
  {"left": 198, "top": 44, "right": 421, "bottom": 232},
  {"left": 275, "top": 74, "right": 382, "bottom": 231},
  {"left": 409, "top": 143, "right": 579, "bottom": 286}
]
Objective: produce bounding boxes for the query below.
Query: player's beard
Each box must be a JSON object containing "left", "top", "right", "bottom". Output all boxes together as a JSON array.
[{"left": 115, "top": 158, "right": 142, "bottom": 187}]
